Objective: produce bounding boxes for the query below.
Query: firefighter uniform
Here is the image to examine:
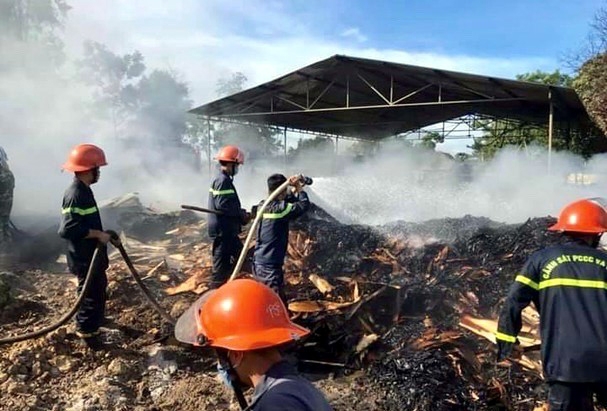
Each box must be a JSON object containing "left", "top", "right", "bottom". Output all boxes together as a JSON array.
[
  {"left": 497, "top": 241, "right": 607, "bottom": 409},
  {"left": 253, "top": 190, "right": 309, "bottom": 302},
  {"left": 207, "top": 170, "right": 247, "bottom": 287},
  {"left": 248, "top": 360, "right": 333, "bottom": 411},
  {"left": 58, "top": 178, "right": 108, "bottom": 336}
]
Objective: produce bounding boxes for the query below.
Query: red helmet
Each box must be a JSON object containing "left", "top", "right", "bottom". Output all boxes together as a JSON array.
[
  {"left": 215, "top": 145, "right": 244, "bottom": 164},
  {"left": 174, "top": 279, "right": 309, "bottom": 351},
  {"left": 548, "top": 199, "right": 607, "bottom": 234},
  {"left": 62, "top": 144, "right": 107, "bottom": 172}
]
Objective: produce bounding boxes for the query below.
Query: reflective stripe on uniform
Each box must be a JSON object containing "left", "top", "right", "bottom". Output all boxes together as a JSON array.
[
  {"left": 209, "top": 188, "right": 235, "bottom": 196},
  {"left": 263, "top": 203, "right": 293, "bottom": 219},
  {"left": 516, "top": 274, "right": 607, "bottom": 291},
  {"left": 61, "top": 206, "right": 98, "bottom": 216},
  {"left": 539, "top": 278, "right": 607, "bottom": 290},
  {"left": 495, "top": 331, "right": 517, "bottom": 343},
  {"left": 515, "top": 275, "right": 539, "bottom": 290}
]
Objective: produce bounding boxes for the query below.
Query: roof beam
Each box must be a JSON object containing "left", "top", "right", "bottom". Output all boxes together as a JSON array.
[{"left": 213, "top": 97, "right": 526, "bottom": 118}]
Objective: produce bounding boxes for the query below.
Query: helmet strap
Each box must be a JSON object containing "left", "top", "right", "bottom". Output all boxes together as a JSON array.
[{"left": 216, "top": 349, "right": 248, "bottom": 409}]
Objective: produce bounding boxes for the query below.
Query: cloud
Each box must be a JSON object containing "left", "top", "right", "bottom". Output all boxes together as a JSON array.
[
  {"left": 341, "top": 27, "right": 368, "bottom": 43},
  {"left": 64, "top": 0, "right": 557, "bottom": 105}
]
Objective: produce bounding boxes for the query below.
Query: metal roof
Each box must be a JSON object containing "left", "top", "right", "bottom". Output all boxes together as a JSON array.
[{"left": 190, "top": 54, "right": 593, "bottom": 140}]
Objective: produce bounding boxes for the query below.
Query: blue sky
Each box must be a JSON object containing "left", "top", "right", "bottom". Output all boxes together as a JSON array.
[
  {"left": 63, "top": 0, "right": 605, "bottom": 152},
  {"left": 65, "top": 0, "right": 604, "bottom": 103}
]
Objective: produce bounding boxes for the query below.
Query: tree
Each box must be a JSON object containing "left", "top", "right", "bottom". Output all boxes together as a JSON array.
[
  {"left": 419, "top": 131, "right": 444, "bottom": 150},
  {"left": 574, "top": 52, "right": 607, "bottom": 136},
  {"left": 78, "top": 41, "right": 146, "bottom": 136},
  {"left": 288, "top": 136, "right": 334, "bottom": 158},
  {"left": 0, "top": 0, "right": 70, "bottom": 67},
  {"left": 516, "top": 70, "right": 574, "bottom": 87},
  {"left": 211, "top": 73, "right": 282, "bottom": 160},
  {"left": 471, "top": 70, "right": 595, "bottom": 159}
]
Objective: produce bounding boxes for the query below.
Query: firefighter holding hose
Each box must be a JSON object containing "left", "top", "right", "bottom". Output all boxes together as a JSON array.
[
  {"left": 58, "top": 144, "right": 111, "bottom": 350},
  {"left": 496, "top": 199, "right": 607, "bottom": 410},
  {"left": 253, "top": 174, "right": 310, "bottom": 304}
]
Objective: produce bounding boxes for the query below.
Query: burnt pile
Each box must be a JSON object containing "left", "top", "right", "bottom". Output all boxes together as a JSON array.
[{"left": 285, "top": 211, "right": 565, "bottom": 410}]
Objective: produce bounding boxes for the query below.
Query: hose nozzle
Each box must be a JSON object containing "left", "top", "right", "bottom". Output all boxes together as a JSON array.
[{"left": 299, "top": 175, "right": 313, "bottom": 186}]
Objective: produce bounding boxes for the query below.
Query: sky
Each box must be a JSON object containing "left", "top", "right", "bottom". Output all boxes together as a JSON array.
[
  {"left": 61, "top": 0, "right": 605, "bottom": 153},
  {"left": 64, "top": 0, "right": 604, "bottom": 101}
]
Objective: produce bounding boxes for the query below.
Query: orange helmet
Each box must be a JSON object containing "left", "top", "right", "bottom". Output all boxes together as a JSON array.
[
  {"left": 548, "top": 199, "right": 607, "bottom": 234},
  {"left": 174, "top": 279, "right": 309, "bottom": 351},
  {"left": 215, "top": 145, "right": 244, "bottom": 164},
  {"left": 62, "top": 144, "right": 107, "bottom": 172}
]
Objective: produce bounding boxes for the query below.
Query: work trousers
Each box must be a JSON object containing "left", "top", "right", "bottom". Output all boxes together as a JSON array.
[
  {"left": 73, "top": 262, "right": 107, "bottom": 335},
  {"left": 253, "top": 263, "right": 287, "bottom": 306},
  {"left": 548, "top": 382, "right": 607, "bottom": 411},
  {"left": 211, "top": 235, "right": 243, "bottom": 288}
]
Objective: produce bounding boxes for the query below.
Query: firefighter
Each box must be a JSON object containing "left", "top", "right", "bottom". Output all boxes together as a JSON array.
[
  {"left": 174, "top": 278, "right": 332, "bottom": 411},
  {"left": 58, "top": 144, "right": 111, "bottom": 350},
  {"left": 253, "top": 174, "right": 310, "bottom": 304},
  {"left": 207, "top": 145, "right": 250, "bottom": 288},
  {"left": 496, "top": 199, "right": 607, "bottom": 411},
  {"left": 0, "top": 147, "right": 15, "bottom": 243}
]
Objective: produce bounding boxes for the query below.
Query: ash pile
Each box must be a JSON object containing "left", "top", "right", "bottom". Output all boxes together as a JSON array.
[{"left": 281, "top": 210, "right": 567, "bottom": 410}]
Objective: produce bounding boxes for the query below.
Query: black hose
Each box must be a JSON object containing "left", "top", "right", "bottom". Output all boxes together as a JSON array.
[
  {"left": 107, "top": 231, "right": 176, "bottom": 326},
  {"left": 0, "top": 244, "right": 104, "bottom": 345}
]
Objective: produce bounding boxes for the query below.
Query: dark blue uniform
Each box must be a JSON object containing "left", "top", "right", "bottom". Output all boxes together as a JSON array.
[
  {"left": 497, "top": 240, "right": 607, "bottom": 410},
  {"left": 58, "top": 179, "right": 108, "bottom": 335},
  {"left": 248, "top": 361, "right": 332, "bottom": 411},
  {"left": 253, "top": 191, "right": 309, "bottom": 302},
  {"left": 207, "top": 170, "right": 247, "bottom": 287}
]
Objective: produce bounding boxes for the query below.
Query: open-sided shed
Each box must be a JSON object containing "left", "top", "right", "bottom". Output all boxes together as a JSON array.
[{"left": 190, "top": 54, "right": 602, "bottom": 154}]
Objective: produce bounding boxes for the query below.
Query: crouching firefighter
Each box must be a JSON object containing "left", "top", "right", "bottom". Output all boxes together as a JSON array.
[
  {"left": 207, "top": 145, "right": 250, "bottom": 288},
  {"left": 253, "top": 174, "right": 310, "bottom": 304},
  {"left": 58, "top": 144, "right": 112, "bottom": 350},
  {"left": 496, "top": 199, "right": 607, "bottom": 411},
  {"left": 174, "top": 279, "right": 332, "bottom": 411}
]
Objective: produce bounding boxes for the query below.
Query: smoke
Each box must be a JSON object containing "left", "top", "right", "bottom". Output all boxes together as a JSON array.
[{"left": 292, "top": 142, "right": 602, "bottom": 225}]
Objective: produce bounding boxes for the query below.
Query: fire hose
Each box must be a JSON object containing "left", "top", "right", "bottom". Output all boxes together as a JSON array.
[
  {"left": 0, "top": 244, "right": 105, "bottom": 345},
  {"left": 0, "top": 232, "right": 176, "bottom": 346}
]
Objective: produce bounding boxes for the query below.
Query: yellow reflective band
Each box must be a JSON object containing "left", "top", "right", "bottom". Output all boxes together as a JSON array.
[
  {"left": 515, "top": 275, "right": 539, "bottom": 290},
  {"left": 61, "top": 206, "right": 98, "bottom": 216},
  {"left": 539, "top": 278, "right": 607, "bottom": 290},
  {"left": 495, "top": 331, "right": 517, "bottom": 343},
  {"left": 263, "top": 203, "right": 294, "bottom": 219},
  {"left": 209, "top": 188, "right": 235, "bottom": 196}
]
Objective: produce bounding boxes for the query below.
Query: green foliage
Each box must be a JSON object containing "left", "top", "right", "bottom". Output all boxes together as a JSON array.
[
  {"left": 0, "top": 0, "right": 69, "bottom": 41},
  {"left": 573, "top": 52, "right": 607, "bottom": 135},
  {"left": 516, "top": 70, "right": 574, "bottom": 87},
  {"left": 419, "top": 131, "right": 444, "bottom": 150},
  {"left": 211, "top": 72, "right": 282, "bottom": 160},
  {"left": 288, "top": 136, "right": 334, "bottom": 158},
  {"left": 0, "top": 0, "right": 70, "bottom": 67}
]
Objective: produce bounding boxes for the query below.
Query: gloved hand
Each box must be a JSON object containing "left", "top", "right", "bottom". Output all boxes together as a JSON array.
[{"left": 496, "top": 340, "right": 515, "bottom": 362}]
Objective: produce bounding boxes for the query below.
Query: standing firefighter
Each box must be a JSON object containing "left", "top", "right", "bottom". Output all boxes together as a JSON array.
[
  {"left": 0, "top": 147, "right": 15, "bottom": 243},
  {"left": 58, "top": 144, "right": 111, "bottom": 350},
  {"left": 253, "top": 174, "right": 310, "bottom": 304},
  {"left": 496, "top": 199, "right": 607, "bottom": 411},
  {"left": 207, "top": 145, "right": 250, "bottom": 288},
  {"left": 174, "top": 278, "right": 332, "bottom": 411}
]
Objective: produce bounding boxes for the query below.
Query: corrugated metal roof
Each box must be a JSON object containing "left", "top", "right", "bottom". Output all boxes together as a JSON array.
[{"left": 191, "top": 54, "right": 594, "bottom": 141}]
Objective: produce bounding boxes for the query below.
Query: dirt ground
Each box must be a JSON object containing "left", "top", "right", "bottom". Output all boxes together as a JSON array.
[{"left": 1, "top": 205, "right": 605, "bottom": 411}]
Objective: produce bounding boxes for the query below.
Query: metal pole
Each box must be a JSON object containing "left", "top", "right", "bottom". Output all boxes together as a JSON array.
[
  {"left": 283, "top": 127, "right": 287, "bottom": 166},
  {"left": 207, "top": 116, "right": 212, "bottom": 176},
  {"left": 548, "top": 89, "right": 554, "bottom": 172}
]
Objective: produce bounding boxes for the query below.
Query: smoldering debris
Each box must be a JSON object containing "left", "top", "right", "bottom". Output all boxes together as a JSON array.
[{"left": 0, "top": 198, "right": 599, "bottom": 411}]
